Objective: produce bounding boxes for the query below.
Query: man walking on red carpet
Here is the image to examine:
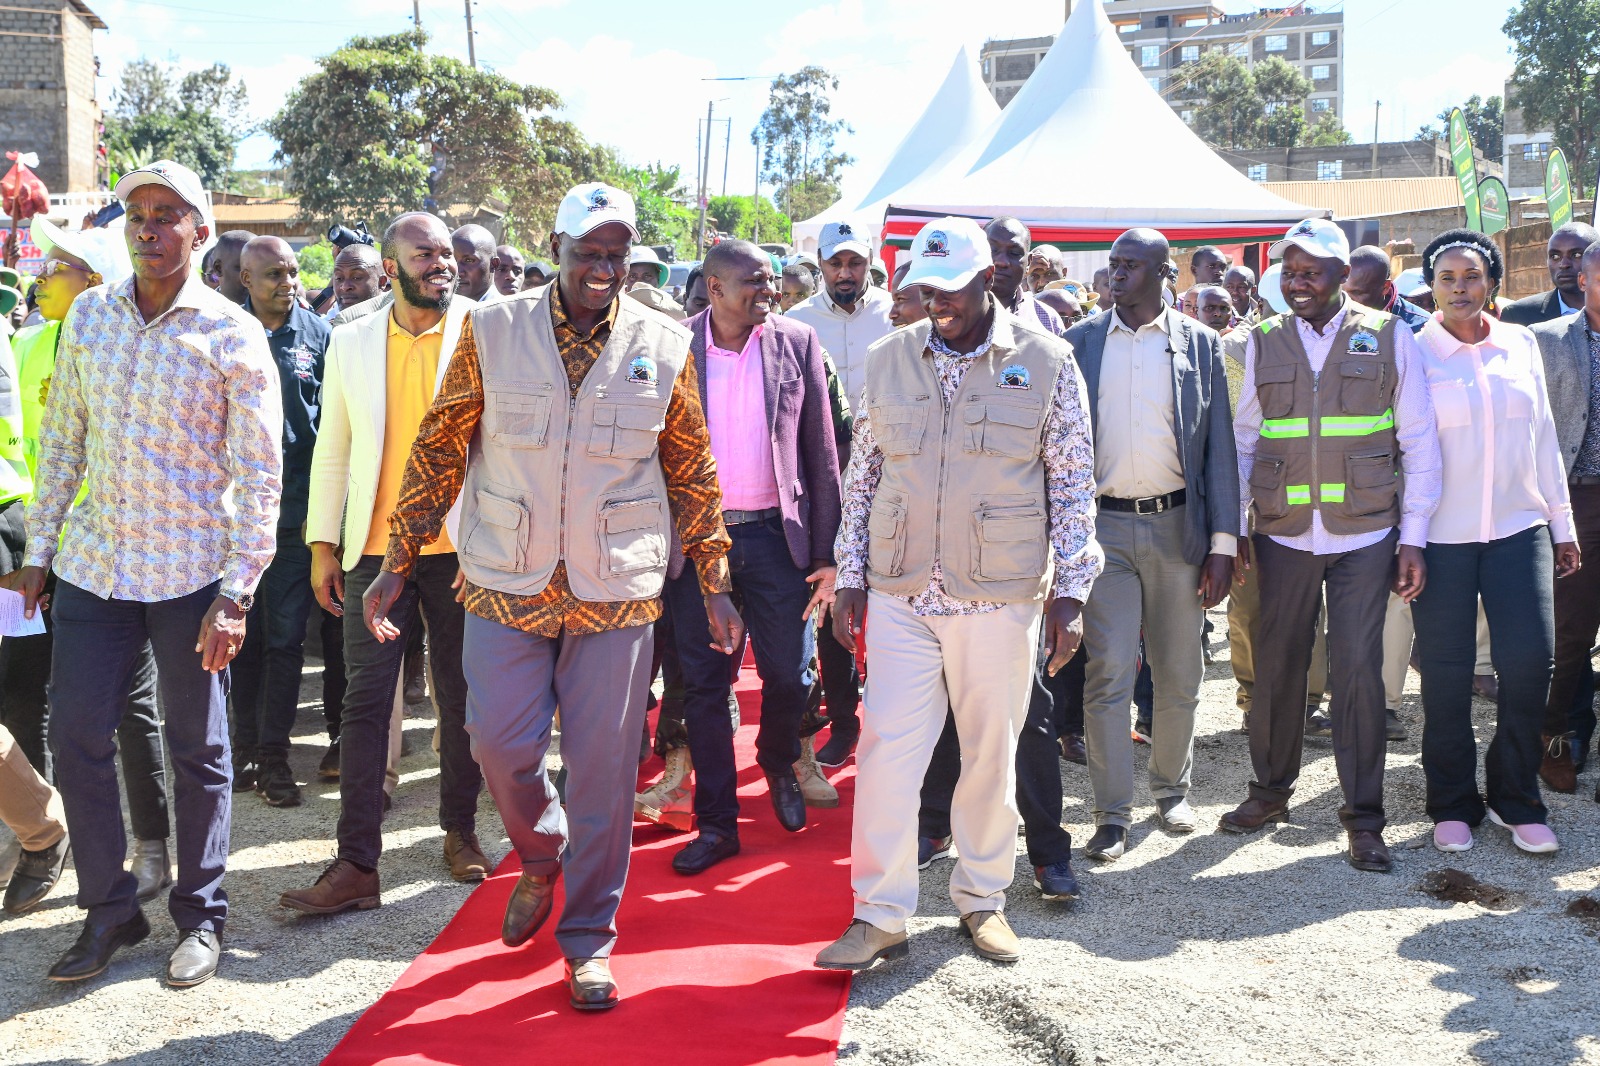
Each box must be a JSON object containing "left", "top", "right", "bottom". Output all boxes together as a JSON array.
[{"left": 362, "top": 183, "right": 741, "bottom": 1011}]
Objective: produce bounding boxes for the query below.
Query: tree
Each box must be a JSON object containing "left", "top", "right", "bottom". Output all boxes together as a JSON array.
[
  {"left": 266, "top": 30, "right": 589, "bottom": 239},
  {"left": 1505, "top": 0, "right": 1600, "bottom": 196},
  {"left": 1252, "top": 58, "right": 1315, "bottom": 148},
  {"left": 103, "top": 59, "right": 250, "bottom": 187},
  {"left": 1170, "top": 54, "right": 1312, "bottom": 149},
  {"left": 1414, "top": 95, "right": 1504, "bottom": 158},
  {"left": 752, "top": 67, "right": 854, "bottom": 221},
  {"left": 707, "top": 195, "right": 792, "bottom": 245},
  {"left": 1308, "top": 113, "right": 1354, "bottom": 147},
  {"left": 297, "top": 240, "right": 334, "bottom": 290}
]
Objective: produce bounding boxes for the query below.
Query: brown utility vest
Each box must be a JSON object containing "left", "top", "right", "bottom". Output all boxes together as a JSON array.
[
  {"left": 1249, "top": 302, "right": 1402, "bottom": 537},
  {"left": 456, "top": 286, "right": 691, "bottom": 600},
  {"left": 862, "top": 309, "right": 1069, "bottom": 603}
]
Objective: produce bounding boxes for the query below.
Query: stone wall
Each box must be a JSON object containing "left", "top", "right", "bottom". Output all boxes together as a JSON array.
[{"left": 0, "top": 1, "right": 102, "bottom": 193}]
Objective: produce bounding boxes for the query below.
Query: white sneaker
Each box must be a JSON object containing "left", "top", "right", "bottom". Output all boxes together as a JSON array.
[{"left": 794, "top": 736, "right": 839, "bottom": 808}]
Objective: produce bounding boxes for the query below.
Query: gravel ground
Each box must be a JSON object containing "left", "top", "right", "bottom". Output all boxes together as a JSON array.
[{"left": 2, "top": 613, "right": 1599, "bottom": 1066}]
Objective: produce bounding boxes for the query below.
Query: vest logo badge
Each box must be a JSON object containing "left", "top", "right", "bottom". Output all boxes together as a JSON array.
[
  {"left": 923, "top": 231, "right": 950, "bottom": 257},
  {"left": 628, "top": 355, "right": 658, "bottom": 384},
  {"left": 998, "top": 364, "right": 1030, "bottom": 389},
  {"left": 1347, "top": 330, "right": 1379, "bottom": 355}
]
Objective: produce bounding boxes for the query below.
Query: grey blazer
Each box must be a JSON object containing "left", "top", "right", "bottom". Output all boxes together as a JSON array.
[
  {"left": 1530, "top": 313, "right": 1593, "bottom": 475},
  {"left": 1065, "top": 308, "right": 1239, "bottom": 566}
]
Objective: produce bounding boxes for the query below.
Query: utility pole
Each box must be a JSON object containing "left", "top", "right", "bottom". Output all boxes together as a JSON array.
[
  {"left": 464, "top": 0, "right": 476, "bottom": 68},
  {"left": 413, "top": 0, "right": 421, "bottom": 28},
  {"left": 1371, "top": 100, "right": 1381, "bottom": 177},
  {"left": 721, "top": 117, "right": 732, "bottom": 198},
  {"left": 696, "top": 101, "right": 714, "bottom": 254},
  {"left": 752, "top": 138, "right": 762, "bottom": 245}
]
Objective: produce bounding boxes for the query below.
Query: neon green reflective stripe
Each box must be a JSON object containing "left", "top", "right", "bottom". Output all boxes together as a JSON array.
[
  {"left": 1259, "top": 318, "right": 1278, "bottom": 334},
  {"left": 1320, "top": 483, "right": 1346, "bottom": 503},
  {"left": 1321, "top": 408, "right": 1395, "bottom": 436},
  {"left": 1286, "top": 484, "right": 1311, "bottom": 505},
  {"left": 1260, "top": 417, "right": 1310, "bottom": 439}
]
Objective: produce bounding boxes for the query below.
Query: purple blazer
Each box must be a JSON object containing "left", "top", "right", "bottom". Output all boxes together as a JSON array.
[{"left": 667, "top": 310, "right": 841, "bottom": 578}]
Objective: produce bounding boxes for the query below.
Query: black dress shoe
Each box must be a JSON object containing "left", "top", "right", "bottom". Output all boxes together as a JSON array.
[
  {"left": 501, "top": 871, "right": 559, "bottom": 947},
  {"left": 766, "top": 769, "right": 807, "bottom": 832},
  {"left": 48, "top": 910, "right": 151, "bottom": 982},
  {"left": 1084, "top": 824, "right": 1126, "bottom": 862},
  {"left": 672, "top": 832, "right": 740, "bottom": 875},
  {"left": 167, "top": 928, "right": 221, "bottom": 987},
  {"left": 815, "top": 730, "right": 858, "bottom": 767},
  {"left": 3, "top": 835, "right": 69, "bottom": 915}
]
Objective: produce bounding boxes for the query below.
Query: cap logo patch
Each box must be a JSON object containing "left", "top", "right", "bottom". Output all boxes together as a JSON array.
[
  {"left": 1294, "top": 222, "right": 1315, "bottom": 236},
  {"left": 837, "top": 222, "right": 852, "bottom": 236},
  {"left": 923, "top": 231, "right": 950, "bottom": 258},
  {"left": 998, "top": 364, "right": 1031, "bottom": 389},
  {"left": 588, "top": 188, "right": 612, "bottom": 212},
  {"left": 1347, "top": 330, "right": 1379, "bottom": 355},
  {"left": 628, "top": 355, "right": 658, "bottom": 384}
]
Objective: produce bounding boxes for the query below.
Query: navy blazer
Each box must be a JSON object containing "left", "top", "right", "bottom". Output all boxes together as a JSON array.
[
  {"left": 1066, "top": 308, "right": 1239, "bottom": 566},
  {"left": 667, "top": 310, "right": 841, "bottom": 577},
  {"left": 1500, "top": 288, "right": 1567, "bottom": 328}
]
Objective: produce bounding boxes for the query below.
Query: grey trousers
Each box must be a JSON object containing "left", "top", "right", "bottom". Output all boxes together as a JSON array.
[
  {"left": 1082, "top": 506, "right": 1205, "bottom": 827},
  {"left": 461, "top": 613, "right": 653, "bottom": 960}
]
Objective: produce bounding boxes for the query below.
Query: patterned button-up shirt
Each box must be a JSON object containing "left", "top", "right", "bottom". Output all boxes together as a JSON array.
[
  {"left": 835, "top": 309, "right": 1103, "bottom": 616},
  {"left": 25, "top": 274, "right": 283, "bottom": 601},
  {"left": 1572, "top": 325, "right": 1600, "bottom": 478}
]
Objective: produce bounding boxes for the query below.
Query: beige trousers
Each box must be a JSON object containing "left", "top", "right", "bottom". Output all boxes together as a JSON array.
[
  {"left": 0, "top": 722, "right": 66, "bottom": 852},
  {"left": 851, "top": 592, "right": 1041, "bottom": 933}
]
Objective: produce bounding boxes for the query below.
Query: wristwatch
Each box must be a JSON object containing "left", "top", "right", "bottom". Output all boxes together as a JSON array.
[{"left": 222, "top": 589, "right": 255, "bottom": 613}]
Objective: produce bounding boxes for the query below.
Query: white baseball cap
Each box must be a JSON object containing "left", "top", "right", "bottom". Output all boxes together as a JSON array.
[
  {"left": 818, "top": 221, "right": 870, "bottom": 262},
  {"left": 627, "top": 245, "right": 670, "bottom": 287},
  {"left": 1269, "top": 217, "right": 1349, "bottom": 265},
  {"left": 30, "top": 215, "right": 133, "bottom": 286},
  {"left": 1395, "top": 267, "right": 1427, "bottom": 299},
  {"left": 898, "top": 217, "right": 991, "bottom": 293},
  {"left": 1260, "top": 263, "right": 1291, "bottom": 315},
  {"left": 555, "top": 182, "right": 638, "bottom": 240},
  {"left": 113, "top": 160, "right": 212, "bottom": 231}
]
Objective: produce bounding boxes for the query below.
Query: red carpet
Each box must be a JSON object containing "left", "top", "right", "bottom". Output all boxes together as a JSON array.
[{"left": 323, "top": 671, "right": 856, "bottom": 1066}]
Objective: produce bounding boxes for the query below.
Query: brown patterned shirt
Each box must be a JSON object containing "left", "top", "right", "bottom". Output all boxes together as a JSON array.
[{"left": 382, "top": 291, "right": 732, "bottom": 636}]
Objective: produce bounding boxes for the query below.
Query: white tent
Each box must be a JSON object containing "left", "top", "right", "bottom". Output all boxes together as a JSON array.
[
  {"left": 884, "top": 0, "right": 1323, "bottom": 250},
  {"left": 790, "top": 46, "right": 999, "bottom": 255}
]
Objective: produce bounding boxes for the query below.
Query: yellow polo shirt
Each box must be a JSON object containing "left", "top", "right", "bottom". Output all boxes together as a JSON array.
[{"left": 363, "top": 313, "right": 455, "bottom": 556}]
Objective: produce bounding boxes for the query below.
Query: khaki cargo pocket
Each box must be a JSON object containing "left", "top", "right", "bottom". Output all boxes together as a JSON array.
[
  {"left": 870, "top": 395, "right": 929, "bottom": 457},
  {"left": 1343, "top": 451, "right": 1398, "bottom": 517},
  {"left": 462, "top": 488, "right": 528, "bottom": 572},
  {"left": 599, "top": 495, "right": 667, "bottom": 575},
  {"left": 866, "top": 496, "right": 908, "bottom": 577},
  {"left": 486, "top": 384, "right": 553, "bottom": 448},
  {"left": 1249, "top": 457, "right": 1290, "bottom": 519},
  {"left": 972, "top": 495, "right": 1048, "bottom": 582},
  {"left": 590, "top": 402, "right": 665, "bottom": 459},
  {"left": 963, "top": 400, "right": 1044, "bottom": 458},
  {"left": 1337, "top": 358, "right": 1388, "bottom": 415},
  {"left": 1255, "top": 362, "right": 1299, "bottom": 418}
]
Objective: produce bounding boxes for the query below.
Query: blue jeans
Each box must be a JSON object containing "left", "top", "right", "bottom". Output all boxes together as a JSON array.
[
  {"left": 1412, "top": 526, "right": 1554, "bottom": 826},
  {"left": 663, "top": 517, "right": 815, "bottom": 838},
  {"left": 229, "top": 527, "right": 315, "bottom": 760},
  {"left": 49, "top": 580, "right": 231, "bottom": 931}
]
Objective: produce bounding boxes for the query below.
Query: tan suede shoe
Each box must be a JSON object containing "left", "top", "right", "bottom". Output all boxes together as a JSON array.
[
  {"left": 814, "top": 919, "right": 908, "bottom": 970},
  {"left": 960, "top": 910, "right": 1021, "bottom": 963}
]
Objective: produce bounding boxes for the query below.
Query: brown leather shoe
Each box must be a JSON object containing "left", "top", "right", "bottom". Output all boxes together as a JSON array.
[
  {"left": 444, "top": 829, "right": 490, "bottom": 882},
  {"left": 1346, "top": 829, "right": 1392, "bottom": 873},
  {"left": 1218, "top": 797, "right": 1289, "bottom": 834},
  {"left": 1540, "top": 733, "right": 1578, "bottom": 794},
  {"left": 501, "top": 871, "right": 558, "bottom": 947},
  {"left": 564, "top": 957, "right": 618, "bottom": 1011},
  {"left": 279, "top": 859, "right": 380, "bottom": 914}
]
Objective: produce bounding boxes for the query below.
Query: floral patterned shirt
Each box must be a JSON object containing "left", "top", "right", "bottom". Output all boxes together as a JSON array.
[
  {"left": 835, "top": 309, "right": 1103, "bottom": 616},
  {"left": 24, "top": 275, "right": 283, "bottom": 601}
]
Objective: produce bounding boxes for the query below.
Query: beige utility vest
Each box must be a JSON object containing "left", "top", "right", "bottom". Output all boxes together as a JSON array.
[
  {"left": 1249, "top": 303, "right": 1402, "bottom": 537},
  {"left": 863, "top": 311, "right": 1068, "bottom": 603},
  {"left": 457, "top": 286, "right": 690, "bottom": 600}
]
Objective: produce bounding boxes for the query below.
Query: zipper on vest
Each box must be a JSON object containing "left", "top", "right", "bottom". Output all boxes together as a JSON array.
[
  {"left": 933, "top": 384, "right": 951, "bottom": 569},
  {"left": 557, "top": 390, "right": 577, "bottom": 560},
  {"left": 1310, "top": 367, "right": 1321, "bottom": 515}
]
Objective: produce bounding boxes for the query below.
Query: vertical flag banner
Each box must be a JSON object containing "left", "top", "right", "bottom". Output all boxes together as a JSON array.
[
  {"left": 1546, "top": 148, "right": 1573, "bottom": 230},
  {"left": 1448, "top": 108, "right": 1482, "bottom": 232},
  {"left": 1479, "top": 176, "right": 1510, "bottom": 235}
]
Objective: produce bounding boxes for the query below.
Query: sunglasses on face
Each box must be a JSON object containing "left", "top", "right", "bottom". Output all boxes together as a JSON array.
[{"left": 35, "top": 260, "right": 92, "bottom": 281}]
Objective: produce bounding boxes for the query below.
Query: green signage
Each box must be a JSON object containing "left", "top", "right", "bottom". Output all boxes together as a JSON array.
[
  {"left": 1448, "top": 107, "right": 1482, "bottom": 231},
  {"left": 1546, "top": 148, "right": 1573, "bottom": 229},
  {"left": 1479, "top": 176, "right": 1510, "bottom": 235}
]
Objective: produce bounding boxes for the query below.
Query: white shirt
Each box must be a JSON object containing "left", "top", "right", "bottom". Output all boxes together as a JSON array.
[
  {"left": 1417, "top": 314, "right": 1575, "bottom": 545},
  {"left": 1097, "top": 307, "right": 1185, "bottom": 499},
  {"left": 785, "top": 284, "right": 893, "bottom": 415}
]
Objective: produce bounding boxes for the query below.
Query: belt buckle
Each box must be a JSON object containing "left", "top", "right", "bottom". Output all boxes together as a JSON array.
[{"left": 1135, "top": 496, "right": 1161, "bottom": 515}]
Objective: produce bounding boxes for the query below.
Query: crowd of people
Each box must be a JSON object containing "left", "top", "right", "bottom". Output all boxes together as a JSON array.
[{"left": 0, "top": 156, "right": 1595, "bottom": 1012}]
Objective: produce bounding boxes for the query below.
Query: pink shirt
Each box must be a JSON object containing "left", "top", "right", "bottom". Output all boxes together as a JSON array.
[{"left": 705, "top": 318, "right": 780, "bottom": 510}]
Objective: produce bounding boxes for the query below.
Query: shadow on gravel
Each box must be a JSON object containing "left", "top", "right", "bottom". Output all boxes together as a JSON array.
[{"left": 23, "top": 1011, "right": 362, "bottom": 1066}]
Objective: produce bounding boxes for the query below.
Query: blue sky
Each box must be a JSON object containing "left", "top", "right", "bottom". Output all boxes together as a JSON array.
[{"left": 87, "top": 0, "right": 1523, "bottom": 197}]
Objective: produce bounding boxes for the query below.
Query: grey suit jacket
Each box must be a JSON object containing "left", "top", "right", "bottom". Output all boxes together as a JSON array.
[
  {"left": 1501, "top": 289, "right": 1566, "bottom": 328},
  {"left": 1065, "top": 308, "right": 1239, "bottom": 566},
  {"left": 1531, "top": 312, "right": 1593, "bottom": 475}
]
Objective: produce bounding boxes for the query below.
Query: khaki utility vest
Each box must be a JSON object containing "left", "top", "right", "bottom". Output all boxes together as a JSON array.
[
  {"left": 863, "top": 309, "right": 1067, "bottom": 603},
  {"left": 457, "top": 287, "right": 690, "bottom": 600},
  {"left": 1249, "top": 302, "right": 1402, "bottom": 537}
]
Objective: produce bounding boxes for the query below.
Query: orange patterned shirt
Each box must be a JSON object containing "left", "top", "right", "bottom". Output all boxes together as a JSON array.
[{"left": 382, "top": 291, "right": 732, "bottom": 636}]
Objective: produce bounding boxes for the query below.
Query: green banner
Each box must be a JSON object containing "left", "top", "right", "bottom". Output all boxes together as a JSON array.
[
  {"left": 1547, "top": 148, "right": 1573, "bottom": 229},
  {"left": 1479, "top": 176, "right": 1510, "bottom": 235},
  {"left": 1448, "top": 107, "right": 1482, "bottom": 231}
]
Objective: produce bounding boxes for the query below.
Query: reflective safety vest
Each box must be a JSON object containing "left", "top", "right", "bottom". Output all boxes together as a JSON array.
[
  {"left": 1248, "top": 303, "right": 1402, "bottom": 537},
  {"left": 0, "top": 330, "right": 32, "bottom": 507}
]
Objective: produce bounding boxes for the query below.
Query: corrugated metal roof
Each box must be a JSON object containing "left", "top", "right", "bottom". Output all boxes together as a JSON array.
[{"left": 1258, "top": 177, "right": 1463, "bottom": 219}]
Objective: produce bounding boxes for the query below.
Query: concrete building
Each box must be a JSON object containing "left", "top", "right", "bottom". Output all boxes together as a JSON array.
[
  {"left": 1501, "top": 81, "right": 1555, "bottom": 201},
  {"left": 0, "top": 1, "right": 106, "bottom": 195},
  {"left": 982, "top": 1, "right": 1344, "bottom": 120},
  {"left": 1220, "top": 138, "right": 1501, "bottom": 184}
]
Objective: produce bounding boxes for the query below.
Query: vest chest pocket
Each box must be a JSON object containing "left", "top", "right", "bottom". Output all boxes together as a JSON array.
[
  {"left": 1337, "top": 359, "right": 1389, "bottom": 415},
  {"left": 1255, "top": 362, "right": 1298, "bottom": 419},
  {"left": 486, "top": 385, "right": 553, "bottom": 448},
  {"left": 1343, "top": 451, "right": 1397, "bottom": 517},
  {"left": 866, "top": 496, "right": 907, "bottom": 577},
  {"left": 462, "top": 488, "right": 528, "bottom": 572},
  {"left": 963, "top": 401, "right": 1043, "bottom": 458},
  {"left": 1249, "top": 457, "right": 1290, "bottom": 519},
  {"left": 972, "top": 495, "right": 1048, "bottom": 581},
  {"left": 870, "top": 396, "right": 929, "bottom": 457},
  {"left": 599, "top": 494, "right": 667, "bottom": 575},
  {"left": 590, "top": 402, "right": 665, "bottom": 460}
]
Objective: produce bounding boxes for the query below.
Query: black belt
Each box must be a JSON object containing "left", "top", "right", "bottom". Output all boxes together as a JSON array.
[
  {"left": 1570, "top": 476, "right": 1600, "bottom": 487},
  {"left": 1098, "top": 489, "right": 1186, "bottom": 515},
  {"left": 723, "top": 506, "right": 781, "bottom": 525}
]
